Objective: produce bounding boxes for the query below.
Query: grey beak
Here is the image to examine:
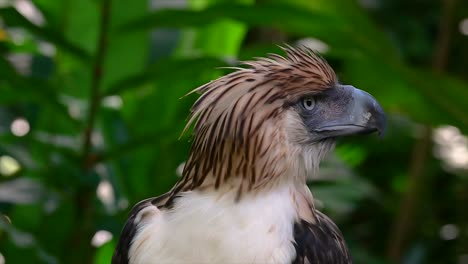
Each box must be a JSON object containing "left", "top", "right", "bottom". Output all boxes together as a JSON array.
[{"left": 313, "top": 85, "right": 386, "bottom": 138}]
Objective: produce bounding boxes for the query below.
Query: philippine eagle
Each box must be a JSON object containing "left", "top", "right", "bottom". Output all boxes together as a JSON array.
[{"left": 112, "top": 46, "right": 386, "bottom": 264}]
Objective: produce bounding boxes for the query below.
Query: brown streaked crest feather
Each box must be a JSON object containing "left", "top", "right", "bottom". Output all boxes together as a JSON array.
[{"left": 172, "top": 46, "right": 337, "bottom": 200}]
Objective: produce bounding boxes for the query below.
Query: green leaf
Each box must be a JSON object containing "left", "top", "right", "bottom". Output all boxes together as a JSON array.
[
  {"left": 60, "top": 0, "right": 99, "bottom": 55},
  {"left": 120, "top": 2, "right": 394, "bottom": 59},
  {"left": 94, "top": 240, "right": 115, "bottom": 264},
  {"left": 174, "top": 0, "right": 254, "bottom": 57},
  {"left": 312, "top": 177, "right": 377, "bottom": 216},
  {"left": 0, "top": 58, "right": 80, "bottom": 129},
  {"left": 101, "top": 0, "right": 149, "bottom": 91},
  {"left": 120, "top": 3, "right": 333, "bottom": 34},
  {"left": 0, "top": 6, "right": 91, "bottom": 62},
  {"left": 104, "top": 56, "right": 226, "bottom": 96},
  {"left": 404, "top": 68, "right": 468, "bottom": 129}
]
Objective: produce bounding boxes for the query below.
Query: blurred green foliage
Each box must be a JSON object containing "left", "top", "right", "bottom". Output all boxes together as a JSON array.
[{"left": 1, "top": 0, "right": 468, "bottom": 263}]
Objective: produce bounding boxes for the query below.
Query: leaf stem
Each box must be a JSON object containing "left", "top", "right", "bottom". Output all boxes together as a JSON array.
[
  {"left": 68, "top": 1, "right": 112, "bottom": 263},
  {"left": 82, "top": 0, "right": 112, "bottom": 169}
]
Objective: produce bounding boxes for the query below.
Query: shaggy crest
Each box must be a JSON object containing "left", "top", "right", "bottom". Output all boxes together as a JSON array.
[{"left": 172, "top": 46, "right": 337, "bottom": 200}]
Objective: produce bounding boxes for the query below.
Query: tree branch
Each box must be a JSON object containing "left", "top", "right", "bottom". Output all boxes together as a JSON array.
[
  {"left": 82, "top": 0, "right": 112, "bottom": 168},
  {"left": 433, "top": 0, "right": 456, "bottom": 73},
  {"left": 68, "top": 1, "right": 112, "bottom": 263},
  {"left": 386, "top": 126, "right": 432, "bottom": 262}
]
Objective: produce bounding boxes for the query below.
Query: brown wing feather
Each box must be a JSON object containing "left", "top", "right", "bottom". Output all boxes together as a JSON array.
[{"left": 292, "top": 210, "right": 352, "bottom": 264}]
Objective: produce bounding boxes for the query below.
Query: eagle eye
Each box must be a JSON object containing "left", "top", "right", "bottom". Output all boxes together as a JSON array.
[{"left": 302, "top": 97, "right": 316, "bottom": 110}]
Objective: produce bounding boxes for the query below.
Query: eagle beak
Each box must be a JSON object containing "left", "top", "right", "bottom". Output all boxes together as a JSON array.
[{"left": 314, "top": 85, "right": 386, "bottom": 138}]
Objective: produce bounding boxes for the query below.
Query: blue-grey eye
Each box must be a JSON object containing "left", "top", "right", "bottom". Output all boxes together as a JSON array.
[{"left": 302, "top": 97, "right": 316, "bottom": 110}]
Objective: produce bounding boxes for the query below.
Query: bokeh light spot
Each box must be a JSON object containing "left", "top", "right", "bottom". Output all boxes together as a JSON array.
[
  {"left": 118, "top": 198, "right": 129, "bottom": 210},
  {"left": 440, "top": 224, "right": 459, "bottom": 240},
  {"left": 459, "top": 18, "right": 468, "bottom": 36},
  {"left": 14, "top": 0, "right": 45, "bottom": 26},
  {"left": 97, "top": 180, "right": 115, "bottom": 207},
  {"left": 433, "top": 126, "right": 468, "bottom": 170},
  {"left": 11, "top": 118, "right": 30, "bottom": 137},
  {"left": 38, "top": 41, "right": 56, "bottom": 57},
  {"left": 296, "top": 38, "right": 329, "bottom": 53},
  {"left": 102, "top": 95, "right": 123, "bottom": 109},
  {"left": 176, "top": 162, "right": 186, "bottom": 177},
  {"left": 91, "top": 230, "right": 113, "bottom": 247},
  {"left": 0, "top": 155, "right": 21, "bottom": 176},
  {"left": 2, "top": 214, "right": 12, "bottom": 224},
  {"left": 459, "top": 254, "right": 468, "bottom": 264}
]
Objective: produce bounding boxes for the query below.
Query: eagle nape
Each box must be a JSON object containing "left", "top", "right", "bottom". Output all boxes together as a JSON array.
[{"left": 112, "top": 46, "right": 386, "bottom": 264}]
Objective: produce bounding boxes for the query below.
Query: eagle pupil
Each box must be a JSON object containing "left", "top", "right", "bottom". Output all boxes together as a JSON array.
[{"left": 302, "top": 98, "right": 315, "bottom": 110}]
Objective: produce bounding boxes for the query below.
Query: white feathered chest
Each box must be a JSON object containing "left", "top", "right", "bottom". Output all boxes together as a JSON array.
[{"left": 129, "top": 186, "right": 298, "bottom": 264}]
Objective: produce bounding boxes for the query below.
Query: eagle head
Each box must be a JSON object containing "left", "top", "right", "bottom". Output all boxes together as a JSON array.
[{"left": 180, "top": 46, "right": 386, "bottom": 199}]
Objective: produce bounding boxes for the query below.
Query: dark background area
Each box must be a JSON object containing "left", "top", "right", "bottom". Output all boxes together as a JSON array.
[{"left": 1, "top": 0, "right": 468, "bottom": 263}]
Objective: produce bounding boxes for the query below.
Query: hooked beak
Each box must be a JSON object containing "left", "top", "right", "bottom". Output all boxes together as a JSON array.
[{"left": 313, "top": 85, "right": 386, "bottom": 138}]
